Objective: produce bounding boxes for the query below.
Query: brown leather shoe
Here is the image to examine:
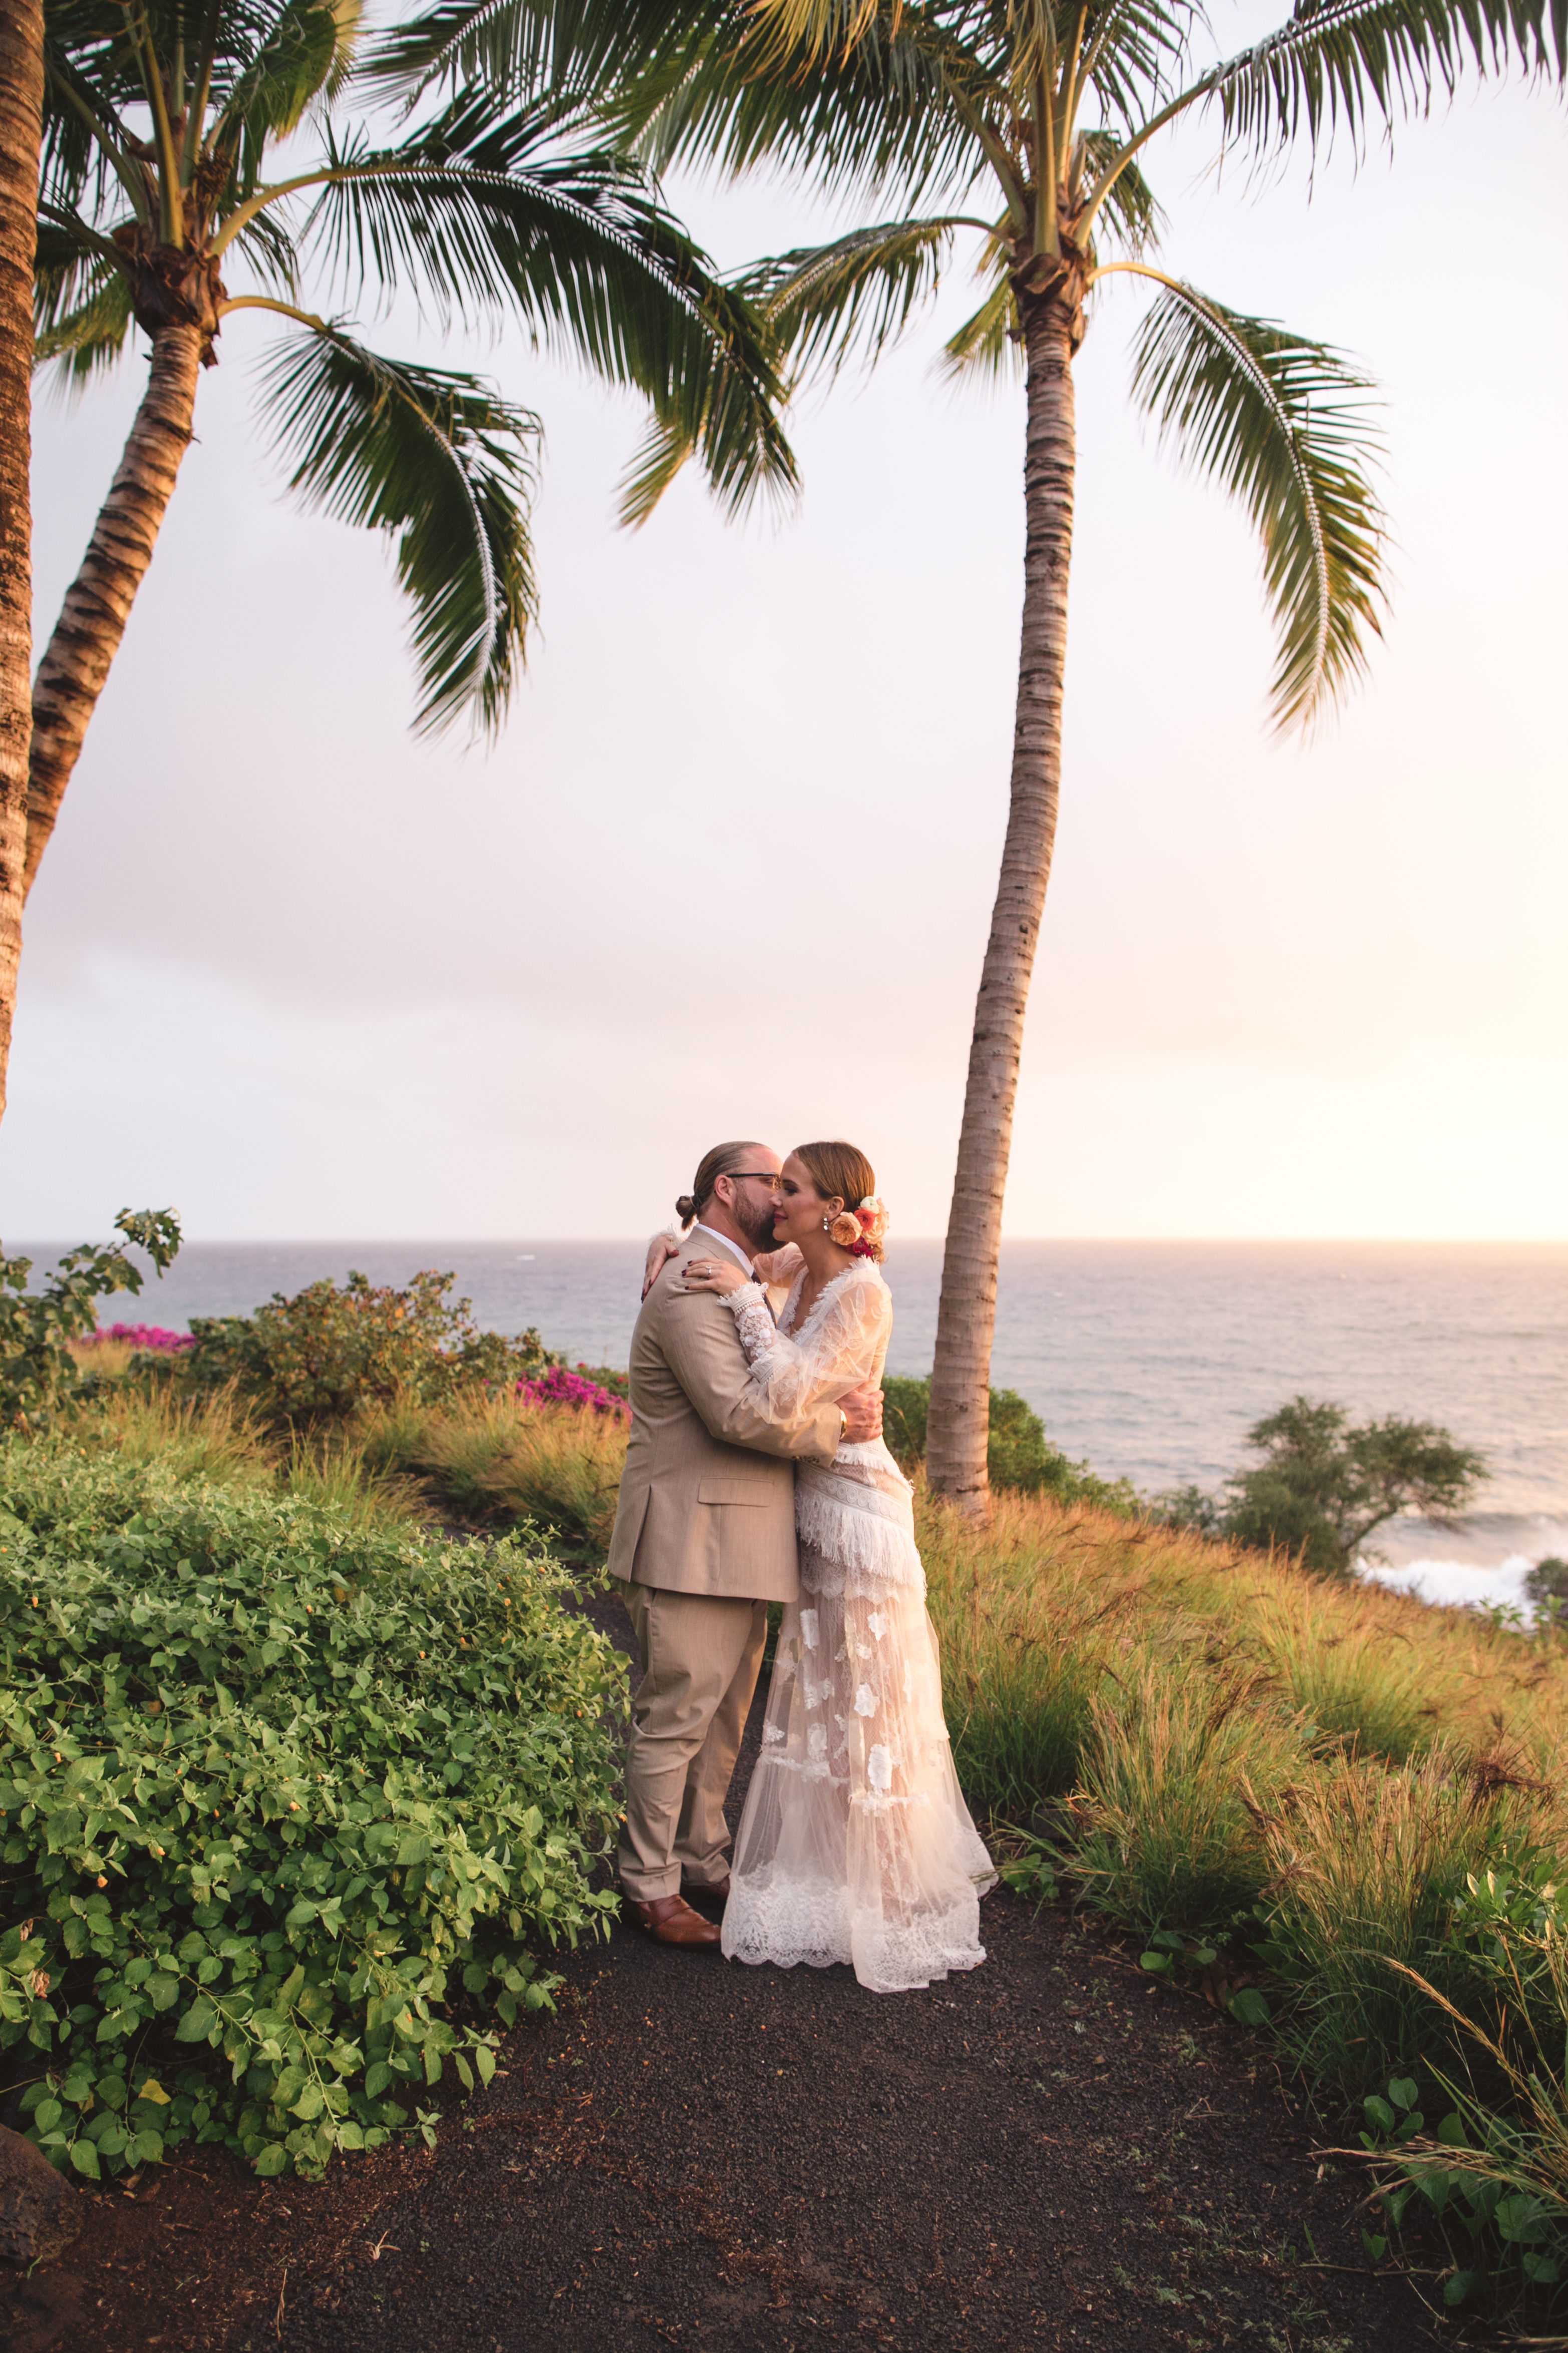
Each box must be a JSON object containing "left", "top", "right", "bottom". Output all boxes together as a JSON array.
[
  {"left": 630, "top": 1894, "right": 721, "bottom": 1949},
  {"left": 682, "top": 1873, "right": 731, "bottom": 1905}
]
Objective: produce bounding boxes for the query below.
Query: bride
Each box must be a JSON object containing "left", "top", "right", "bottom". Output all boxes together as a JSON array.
[{"left": 651, "top": 1139, "right": 994, "bottom": 1994}]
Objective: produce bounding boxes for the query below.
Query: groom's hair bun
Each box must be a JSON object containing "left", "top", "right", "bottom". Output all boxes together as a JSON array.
[{"left": 681, "top": 1141, "right": 767, "bottom": 1227}]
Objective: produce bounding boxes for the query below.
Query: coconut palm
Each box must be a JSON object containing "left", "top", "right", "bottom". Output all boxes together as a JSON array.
[
  {"left": 587, "top": 0, "right": 1561, "bottom": 1516},
  {"left": 23, "top": 0, "right": 797, "bottom": 918},
  {"left": 0, "top": 0, "right": 43, "bottom": 1128}
]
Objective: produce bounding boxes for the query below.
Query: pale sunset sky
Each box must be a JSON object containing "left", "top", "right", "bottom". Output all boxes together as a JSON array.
[{"left": 5, "top": 24, "right": 1564, "bottom": 1242}]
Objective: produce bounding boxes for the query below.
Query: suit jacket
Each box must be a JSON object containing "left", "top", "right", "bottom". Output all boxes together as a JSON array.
[{"left": 606, "top": 1245, "right": 841, "bottom": 1603}]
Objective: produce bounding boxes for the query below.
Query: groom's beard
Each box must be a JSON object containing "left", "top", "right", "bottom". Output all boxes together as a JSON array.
[{"left": 733, "top": 1194, "right": 780, "bottom": 1256}]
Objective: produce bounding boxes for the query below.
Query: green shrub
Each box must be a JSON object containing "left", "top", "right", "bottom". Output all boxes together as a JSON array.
[
  {"left": 881, "top": 1375, "right": 1136, "bottom": 1511},
  {"left": 0, "top": 1436, "right": 624, "bottom": 2181},
  {"left": 177, "top": 1269, "right": 557, "bottom": 1429},
  {"left": 1161, "top": 1397, "right": 1489, "bottom": 1578},
  {"left": 0, "top": 1210, "right": 182, "bottom": 1427}
]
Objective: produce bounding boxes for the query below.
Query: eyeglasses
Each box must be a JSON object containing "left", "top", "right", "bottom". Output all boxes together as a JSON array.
[{"left": 723, "top": 1170, "right": 784, "bottom": 1192}]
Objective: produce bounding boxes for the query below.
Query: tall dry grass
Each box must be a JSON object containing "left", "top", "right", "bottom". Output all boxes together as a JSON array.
[{"left": 358, "top": 1391, "right": 629, "bottom": 1550}]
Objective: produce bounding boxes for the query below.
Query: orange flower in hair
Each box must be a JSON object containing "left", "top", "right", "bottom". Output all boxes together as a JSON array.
[{"left": 829, "top": 1210, "right": 861, "bottom": 1247}]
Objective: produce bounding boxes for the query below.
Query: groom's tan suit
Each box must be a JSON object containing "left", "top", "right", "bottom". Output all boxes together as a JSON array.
[{"left": 609, "top": 1244, "right": 840, "bottom": 1901}]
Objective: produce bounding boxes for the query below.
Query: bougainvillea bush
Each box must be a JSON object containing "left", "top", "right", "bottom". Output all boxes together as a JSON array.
[
  {"left": 514, "top": 1367, "right": 630, "bottom": 1419},
  {"left": 0, "top": 1438, "right": 624, "bottom": 2180},
  {"left": 175, "top": 1269, "right": 559, "bottom": 1429},
  {"left": 84, "top": 1325, "right": 193, "bottom": 1352}
]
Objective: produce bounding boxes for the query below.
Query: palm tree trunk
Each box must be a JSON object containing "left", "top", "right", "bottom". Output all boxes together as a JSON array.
[
  {"left": 24, "top": 322, "right": 204, "bottom": 898},
  {"left": 0, "top": 0, "right": 44, "bottom": 1127},
  {"left": 926, "top": 288, "right": 1078, "bottom": 1518}
]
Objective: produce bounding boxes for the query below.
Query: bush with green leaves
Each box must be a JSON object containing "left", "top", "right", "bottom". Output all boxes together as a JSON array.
[
  {"left": 881, "top": 1374, "right": 1136, "bottom": 1511},
  {"left": 1158, "top": 1395, "right": 1488, "bottom": 1576},
  {"left": 176, "top": 1269, "right": 559, "bottom": 1429},
  {"left": 0, "top": 1436, "right": 624, "bottom": 2180},
  {"left": 0, "top": 1209, "right": 182, "bottom": 1427}
]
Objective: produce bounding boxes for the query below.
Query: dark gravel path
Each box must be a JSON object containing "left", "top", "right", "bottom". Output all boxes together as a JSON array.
[{"left": 52, "top": 1589, "right": 1443, "bottom": 2353}]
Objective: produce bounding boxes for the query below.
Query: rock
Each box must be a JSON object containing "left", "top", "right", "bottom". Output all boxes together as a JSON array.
[{"left": 0, "top": 2130, "right": 79, "bottom": 2269}]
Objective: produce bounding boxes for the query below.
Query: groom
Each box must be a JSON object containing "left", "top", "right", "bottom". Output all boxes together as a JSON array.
[{"left": 608, "top": 1139, "right": 884, "bottom": 1950}]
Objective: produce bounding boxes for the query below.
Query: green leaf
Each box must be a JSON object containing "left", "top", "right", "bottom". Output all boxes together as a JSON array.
[
  {"left": 474, "top": 2045, "right": 496, "bottom": 2088},
  {"left": 1436, "top": 2112, "right": 1469, "bottom": 2148},
  {"left": 1128, "top": 279, "right": 1386, "bottom": 732},
  {"left": 1361, "top": 2231, "right": 1387, "bottom": 2263},
  {"left": 69, "top": 2139, "right": 100, "bottom": 2181},
  {"left": 1387, "top": 2076, "right": 1418, "bottom": 2112},
  {"left": 1363, "top": 2095, "right": 1397, "bottom": 2137},
  {"left": 174, "top": 1998, "right": 218, "bottom": 2044},
  {"left": 1140, "top": 1951, "right": 1172, "bottom": 1974},
  {"left": 1227, "top": 1989, "right": 1271, "bottom": 2028},
  {"left": 253, "top": 2143, "right": 289, "bottom": 2178},
  {"left": 33, "top": 2099, "right": 62, "bottom": 2133},
  {"left": 256, "top": 326, "right": 539, "bottom": 739},
  {"left": 1443, "top": 2271, "right": 1477, "bottom": 2308}
]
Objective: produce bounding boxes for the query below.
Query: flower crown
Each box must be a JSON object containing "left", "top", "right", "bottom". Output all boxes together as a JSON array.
[{"left": 828, "top": 1194, "right": 889, "bottom": 1259}]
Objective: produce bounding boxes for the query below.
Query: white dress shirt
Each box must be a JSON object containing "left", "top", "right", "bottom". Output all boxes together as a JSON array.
[{"left": 691, "top": 1220, "right": 756, "bottom": 1277}]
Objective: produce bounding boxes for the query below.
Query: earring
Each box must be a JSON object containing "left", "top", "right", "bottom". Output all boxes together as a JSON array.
[{"left": 821, "top": 1215, "right": 832, "bottom": 1233}]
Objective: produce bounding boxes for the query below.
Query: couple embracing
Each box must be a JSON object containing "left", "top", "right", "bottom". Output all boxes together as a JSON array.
[{"left": 607, "top": 1138, "right": 995, "bottom": 1995}]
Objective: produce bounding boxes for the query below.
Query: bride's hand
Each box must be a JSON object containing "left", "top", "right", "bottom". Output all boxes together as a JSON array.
[
  {"left": 678, "top": 1255, "right": 748, "bottom": 1298},
  {"left": 642, "top": 1234, "right": 681, "bottom": 1299}
]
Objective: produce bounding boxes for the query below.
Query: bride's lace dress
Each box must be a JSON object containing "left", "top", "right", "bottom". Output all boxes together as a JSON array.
[{"left": 718, "top": 1254, "right": 995, "bottom": 1993}]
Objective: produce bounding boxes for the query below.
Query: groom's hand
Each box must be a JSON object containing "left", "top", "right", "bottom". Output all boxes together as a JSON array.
[{"left": 840, "top": 1382, "right": 884, "bottom": 1443}]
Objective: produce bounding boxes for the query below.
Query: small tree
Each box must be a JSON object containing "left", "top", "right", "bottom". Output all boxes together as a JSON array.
[{"left": 1216, "top": 1395, "right": 1487, "bottom": 1577}]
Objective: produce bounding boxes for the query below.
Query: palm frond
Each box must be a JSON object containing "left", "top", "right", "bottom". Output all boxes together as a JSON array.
[
  {"left": 938, "top": 268, "right": 1019, "bottom": 384},
  {"left": 255, "top": 322, "right": 539, "bottom": 734},
  {"left": 296, "top": 121, "right": 797, "bottom": 516},
  {"left": 1127, "top": 276, "right": 1387, "bottom": 729},
  {"left": 1076, "top": 130, "right": 1163, "bottom": 250},
  {"left": 360, "top": 0, "right": 675, "bottom": 103},
  {"left": 216, "top": 0, "right": 355, "bottom": 195},
  {"left": 1208, "top": 0, "right": 1566, "bottom": 161},
  {"left": 231, "top": 205, "right": 303, "bottom": 297},
  {"left": 743, "top": 215, "right": 961, "bottom": 383},
  {"left": 622, "top": 5, "right": 1001, "bottom": 215},
  {"left": 33, "top": 247, "right": 135, "bottom": 390},
  {"left": 616, "top": 411, "right": 697, "bottom": 530}
]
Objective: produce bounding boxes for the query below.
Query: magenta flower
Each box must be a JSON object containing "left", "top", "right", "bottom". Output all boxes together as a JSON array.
[
  {"left": 82, "top": 1323, "right": 194, "bottom": 1351},
  {"left": 514, "top": 1367, "right": 630, "bottom": 1419}
]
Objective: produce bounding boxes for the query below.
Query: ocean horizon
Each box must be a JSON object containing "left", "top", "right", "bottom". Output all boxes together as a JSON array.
[{"left": 24, "top": 1234, "right": 1565, "bottom": 1606}]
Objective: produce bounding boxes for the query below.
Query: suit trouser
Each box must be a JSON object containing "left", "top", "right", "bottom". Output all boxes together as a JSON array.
[{"left": 615, "top": 1581, "right": 768, "bottom": 1901}]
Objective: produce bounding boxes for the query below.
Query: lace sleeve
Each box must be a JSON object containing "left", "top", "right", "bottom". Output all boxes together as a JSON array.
[
  {"left": 724, "top": 1269, "right": 889, "bottom": 1424},
  {"left": 752, "top": 1242, "right": 805, "bottom": 1286}
]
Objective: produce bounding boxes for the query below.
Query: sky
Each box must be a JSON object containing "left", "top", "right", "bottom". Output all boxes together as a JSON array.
[{"left": 5, "top": 26, "right": 1565, "bottom": 1243}]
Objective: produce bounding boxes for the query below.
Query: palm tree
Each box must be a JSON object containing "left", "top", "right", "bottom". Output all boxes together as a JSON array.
[
  {"left": 0, "top": 0, "right": 43, "bottom": 1130},
  {"left": 23, "top": 0, "right": 797, "bottom": 917},
  {"left": 604, "top": 0, "right": 1562, "bottom": 1516}
]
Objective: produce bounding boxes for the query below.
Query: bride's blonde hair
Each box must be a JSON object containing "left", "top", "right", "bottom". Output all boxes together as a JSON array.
[{"left": 792, "top": 1141, "right": 886, "bottom": 1263}]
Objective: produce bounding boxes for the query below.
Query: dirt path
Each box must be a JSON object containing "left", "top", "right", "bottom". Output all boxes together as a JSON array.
[{"left": 44, "top": 1594, "right": 1442, "bottom": 2353}]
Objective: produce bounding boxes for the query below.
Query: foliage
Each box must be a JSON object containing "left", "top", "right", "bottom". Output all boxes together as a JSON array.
[
  {"left": 604, "top": 0, "right": 1415, "bottom": 733},
  {"left": 0, "top": 1212, "right": 182, "bottom": 1429},
  {"left": 35, "top": 0, "right": 797, "bottom": 737},
  {"left": 1527, "top": 1557, "right": 1568, "bottom": 1632},
  {"left": 176, "top": 1269, "right": 557, "bottom": 1430},
  {"left": 1350, "top": 1874, "right": 1568, "bottom": 2314},
  {"left": 881, "top": 1374, "right": 1137, "bottom": 1511},
  {"left": 360, "top": 1391, "right": 630, "bottom": 1553},
  {"left": 0, "top": 1436, "right": 624, "bottom": 2181},
  {"left": 1071, "top": 1665, "right": 1291, "bottom": 1935},
  {"left": 1158, "top": 1395, "right": 1488, "bottom": 1576},
  {"left": 82, "top": 1325, "right": 193, "bottom": 1353},
  {"left": 514, "top": 1366, "right": 630, "bottom": 1418}
]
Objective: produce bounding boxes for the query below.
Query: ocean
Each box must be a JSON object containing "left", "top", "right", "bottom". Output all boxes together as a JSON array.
[{"left": 29, "top": 1235, "right": 1566, "bottom": 1610}]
